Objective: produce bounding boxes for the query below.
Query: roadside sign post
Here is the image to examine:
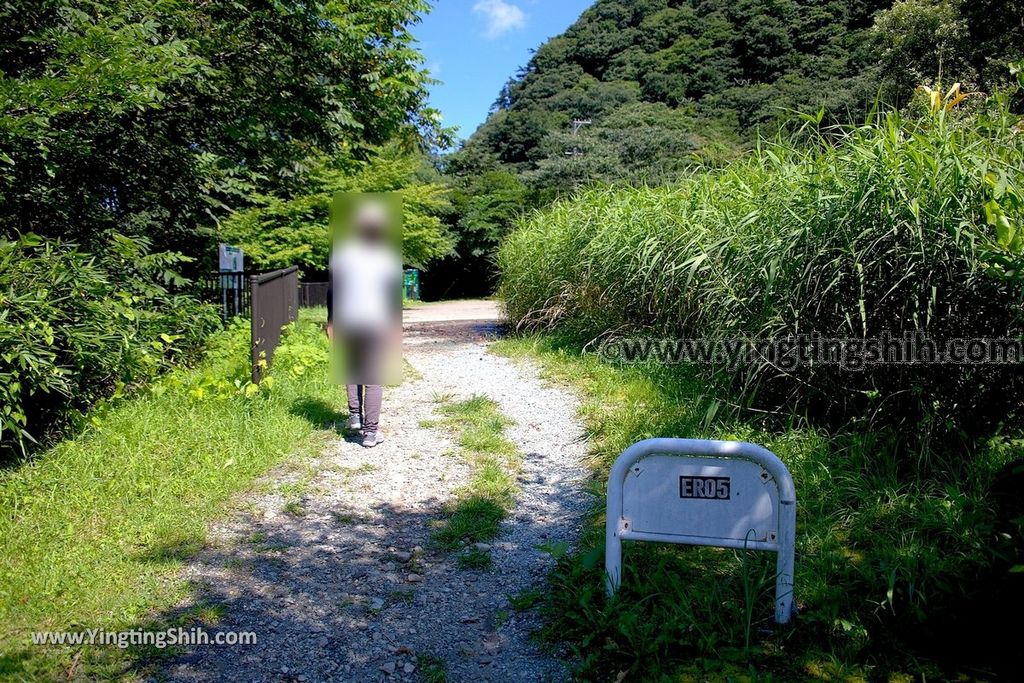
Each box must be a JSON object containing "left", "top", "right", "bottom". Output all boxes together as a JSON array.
[
  {"left": 218, "top": 244, "right": 244, "bottom": 273},
  {"left": 605, "top": 438, "right": 797, "bottom": 624},
  {"left": 218, "top": 244, "right": 244, "bottom": 318}
]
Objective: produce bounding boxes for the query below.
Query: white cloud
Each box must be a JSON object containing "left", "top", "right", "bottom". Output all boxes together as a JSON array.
[{"left": 472, "top": 0, "right": 527, "bottom": 39}]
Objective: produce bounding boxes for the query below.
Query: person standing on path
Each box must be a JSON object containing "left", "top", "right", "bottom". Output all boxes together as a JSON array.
[{"left": 326, "top": 194, "right": 403, "bottom": 448}]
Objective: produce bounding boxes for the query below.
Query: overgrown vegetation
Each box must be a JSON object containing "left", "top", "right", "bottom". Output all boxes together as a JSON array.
[
  {"left": 439, "top": 0, "right": 1024, "bottom": 298},
  {"left": 500, "top": 94, "right": 1024, "bottom": 446},
  {"left": 494, "top": 336, "right": 1024, "bottom": 680},
  {"left": 428, "top": 394, "right": 520, "bottom": 557},
  {"left": 493, "top": 79, "right": 1024, "bottom": 679},
  {"left": 0, "top": 232, "right": 220, "bottom": 456},
  {"left": 0, "top": 310, "right": 341, "bottom": 680}
]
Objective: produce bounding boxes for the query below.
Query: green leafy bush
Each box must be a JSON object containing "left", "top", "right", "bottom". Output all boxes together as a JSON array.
[
  {"left": 220, "top": 147, "right": 454, "bottom": 278},
  {"left": 0, "top": 233, "right": 220, "bottom": 457},
  {"left": 499, "top": 97, "right": 1024, "bottom": 446}
]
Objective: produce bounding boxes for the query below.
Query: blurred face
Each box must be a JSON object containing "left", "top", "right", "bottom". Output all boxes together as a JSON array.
[
  {"left": 331, "top": 193, "right": 401, "bottom": 250},
  {"left": 354, "top": 200, "right": 389, "bottom": 241}
]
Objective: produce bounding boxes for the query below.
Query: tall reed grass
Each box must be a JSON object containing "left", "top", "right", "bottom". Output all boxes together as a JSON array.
[{"left": 499, "top": 98, "right": 1024, "bottom": 448}]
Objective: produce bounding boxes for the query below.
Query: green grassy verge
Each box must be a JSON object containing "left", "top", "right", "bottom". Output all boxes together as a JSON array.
[
  {"left": 0, "top": 308, "right": 341, "bottom": 681},
  {"left": 427, "top": 394, "right": 520, "bottom": 561},
  {"left": 493, "top": 335, "right": 1022, "bottom": 681}
]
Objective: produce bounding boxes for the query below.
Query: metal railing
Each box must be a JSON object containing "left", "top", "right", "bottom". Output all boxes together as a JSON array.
[
  {"left": 196, "top": 272, "right": 254, "bottom": 320},
  {"left": 298, "top": 282, "right": 329, "bottom": 308},
  {"left": 250, "top": 267, "right": 299, "bottom": 383}
]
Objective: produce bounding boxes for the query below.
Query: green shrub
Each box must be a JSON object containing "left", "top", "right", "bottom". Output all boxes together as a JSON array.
[
  {"left": 220, "top": 147, "right": 455, "bottom": 278},
  {"left": 499, "top": 96, "right": 1024, "bottom": 447},
  {"left": 0, "top": 233, "right": 220, "bottom": 457}
]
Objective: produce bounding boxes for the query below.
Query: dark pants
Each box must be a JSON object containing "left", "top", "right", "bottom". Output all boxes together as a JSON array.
[
  {"left": 341, "top": 329, "right": 386, "bottom": 433},
  {"left": 346, "top": 384, "right": 382, "bottom": 433}
]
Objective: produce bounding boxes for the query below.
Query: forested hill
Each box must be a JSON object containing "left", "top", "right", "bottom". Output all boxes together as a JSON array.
[
  {"left": 445, "top": 0, "right": 1018, "bottom": 196},
  {"left": 449, "top": 0, "right": 873, "bottom": 195},
  {"left": 434, "top": 0, "right": 889, "bottom": 297},
  {"left": 429, "top": 0, "right": 1020, "bottom": 299}
]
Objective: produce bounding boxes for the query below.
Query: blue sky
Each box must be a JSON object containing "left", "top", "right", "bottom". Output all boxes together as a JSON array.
[{"left": 415, "top": 0, "right": 593, "bottom": 142}]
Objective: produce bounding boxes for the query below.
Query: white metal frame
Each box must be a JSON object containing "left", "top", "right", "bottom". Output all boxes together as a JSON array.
[{"left": 605, "top": 438, "right": 797, "bottom": 624}]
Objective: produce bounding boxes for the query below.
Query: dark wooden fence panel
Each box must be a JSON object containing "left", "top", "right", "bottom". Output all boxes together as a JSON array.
[
  {"left": 250, "top": 267, "right": 299, "bottom": 383},
  {"left": 298, "top": 282, "right": 329, "bottom": 308}
]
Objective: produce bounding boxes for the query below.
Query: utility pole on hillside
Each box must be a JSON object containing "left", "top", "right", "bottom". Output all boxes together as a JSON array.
[{"left": 565, "top": 118, "right": 591, "bottom": 158}]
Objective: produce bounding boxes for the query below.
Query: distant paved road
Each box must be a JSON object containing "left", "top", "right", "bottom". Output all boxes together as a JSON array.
[{"left": 402, "top": 299, "right": 502, "bottom": 324}]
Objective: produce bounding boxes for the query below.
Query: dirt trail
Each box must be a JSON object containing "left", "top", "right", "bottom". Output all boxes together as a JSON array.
[{"left": 154, "top": 301, "right": 589, "bottom": 683}]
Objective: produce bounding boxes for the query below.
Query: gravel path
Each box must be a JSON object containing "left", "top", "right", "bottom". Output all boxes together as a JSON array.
[{"left": 153, "top": 306, "right": 590, "bottom": 683}]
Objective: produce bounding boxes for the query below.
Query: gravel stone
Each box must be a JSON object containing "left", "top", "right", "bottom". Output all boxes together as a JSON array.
[{"left": 149, "top": 313, "right": 589, "bottom": 682}]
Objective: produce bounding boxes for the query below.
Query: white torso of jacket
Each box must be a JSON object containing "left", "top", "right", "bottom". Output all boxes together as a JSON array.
[{"left": 329, "top": 240, "right": 402, "bottom": 332}]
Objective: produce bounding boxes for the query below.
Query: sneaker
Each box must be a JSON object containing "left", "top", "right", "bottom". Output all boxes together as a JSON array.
[
  {"left": 361, "top": 430, "right": 384, "bottom": 448},
  {"left": 347, "top": 413, "right": 362, "bottom": 432}
]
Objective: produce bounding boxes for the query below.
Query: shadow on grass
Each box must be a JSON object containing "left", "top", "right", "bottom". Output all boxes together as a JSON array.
[
  {"left": 133, "top": 533, "right": 208, "bottom": 566},
  {"left": 0, "top": 650, "right": 33, "bottom": 681},
  {"left": 0, "top": 452, "right": 24, "bottom": 472},
  {"left": 288, "top": 397, "right": 343, "bottom": 431}
]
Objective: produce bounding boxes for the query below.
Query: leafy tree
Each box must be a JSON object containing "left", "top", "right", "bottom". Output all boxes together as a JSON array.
[
  {"left": 873, "top": 0, "right": 971, "bottom": 99},
  {"left": 873, "top": 0, "right": 1024, "bottom": 100},
  {"left": 450, "top": 171, "right": 531, "bottom": 257},
  {"left": 220, "top": 147, "right": 455, "bottom": 278},
  {"left": 0, "top": 0, "right": 443, "bottom": 259}
]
